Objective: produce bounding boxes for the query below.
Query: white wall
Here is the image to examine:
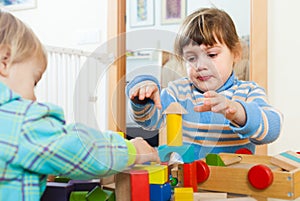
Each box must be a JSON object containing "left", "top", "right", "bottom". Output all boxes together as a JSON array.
[
  {"left": 186, "top": 0, "right": 250, "bottom": 36},
  {"left": 268, "top": 0, "right": 300, "bottom": 156},
  {"left": 267, "top": 3, "right": 300, "bottom": 200},
  {"left": 126, "top": 0, "right": 250, "bottom": 35},
  {"left": 10, "top": 0, "right": 107, "bottom": 51},
  {"left": 126, "top": 0, "right": 250, "bottom": 51}
]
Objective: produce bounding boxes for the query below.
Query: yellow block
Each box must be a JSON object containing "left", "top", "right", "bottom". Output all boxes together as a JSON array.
[
  {"left": 133, "top": 164, "right": 168, "bottom": 184},
  {"left": 166, "top": 114, "right": 183, "bottom": 146},
  {"left": 174, "top": 187, "right": 193, "bottom": 201}
]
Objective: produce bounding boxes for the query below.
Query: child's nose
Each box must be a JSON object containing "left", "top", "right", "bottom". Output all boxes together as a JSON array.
[
  {"left": 196, "top": 54, "right": 213, "bottom": 71},
  {"left": 195, "top": 62, "right": 207, "bottom": 71}
]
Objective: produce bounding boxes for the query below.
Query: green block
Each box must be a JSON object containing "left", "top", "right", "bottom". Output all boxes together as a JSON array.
[
  {"left": 206, "top": 153, "right": 225, "bottom": 166},
  {"left": 104, "top": 190, "right": 115, "bottom": 201},
  {"left": 69, "top": 191, "right": 89, "bottom": 201},
  {"left": 86, "top": 186, "right": 110, "bottom": 201},
  {"left": 54, "top": 176, "right": 71, "bottom": 183}
]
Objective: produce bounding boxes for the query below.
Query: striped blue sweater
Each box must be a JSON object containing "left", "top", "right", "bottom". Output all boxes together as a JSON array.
[{"left": 126, "top": 73, "right": 283, "bottom": 159}]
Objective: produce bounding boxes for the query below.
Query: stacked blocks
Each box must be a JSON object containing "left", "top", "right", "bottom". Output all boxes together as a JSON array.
[
  {"left": 115, "top": 165, "right": 171, "bottom": 201},
  {"left": 130, "top": 170, "right": 150, "bottom": 201},
  {"left": 182, "top": 163, "right": 197, "bottom": 192},
  {"left": 150, "top": 183, "right": 172, "bottom": 201},
  {"left": 158, "top": 145, "right": 195, "bottom": 163},
  {"left": 163, "top": 103, "right": 188, "bottom": 147},
  {"left": 115, "top": 170, "right": 150, "bottom": 201},
  {"left": 133, "top": 164, "right": 168, "bottom": 184},
  {"left": 158, "top": 103, "right": 209, "bottom": 192}
]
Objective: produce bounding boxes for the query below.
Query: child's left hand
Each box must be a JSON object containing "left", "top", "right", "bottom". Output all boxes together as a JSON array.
[{"left": 193, "top": 91, "right": 246, "bottom": 126}]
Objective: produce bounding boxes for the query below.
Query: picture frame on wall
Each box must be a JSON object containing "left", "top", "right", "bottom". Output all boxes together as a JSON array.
[
  {"left": 161, "top": 0, "right": 186, "bottom": 24},
  {"left": 130, "top": 0, "right": 155, "bottom": 28},
  {"left": 0, "top": 0, "right": 36, "bottom": 11}
]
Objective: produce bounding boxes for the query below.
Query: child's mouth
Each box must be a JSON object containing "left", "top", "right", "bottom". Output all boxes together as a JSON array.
[{"left": 198, "top": 75, "right": 211, "bottom": 81}]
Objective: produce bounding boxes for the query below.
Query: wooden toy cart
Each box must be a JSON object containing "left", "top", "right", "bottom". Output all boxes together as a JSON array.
[{"left": 197, "top": 153, "right": 300, "bottom": 200}]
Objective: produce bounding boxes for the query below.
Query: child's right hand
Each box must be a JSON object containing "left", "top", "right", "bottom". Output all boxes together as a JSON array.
[
  {"left": 129, "top": 80, "right": 162, "bottom": 109},
  {"left": 130, "top": 137, "right": 161, "bottom": 164}
]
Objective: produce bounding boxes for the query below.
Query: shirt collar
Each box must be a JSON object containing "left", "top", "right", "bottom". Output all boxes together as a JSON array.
[
  {"left": 0, "top": 82, "right": 21, "bottom": 105},
  {"left": 216, "top": 72, "right": 235, "bottom": 93}
]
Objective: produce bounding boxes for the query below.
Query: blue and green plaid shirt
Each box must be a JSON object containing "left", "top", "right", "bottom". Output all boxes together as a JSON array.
[{"left": 0, "top": 82, "right": 132, "bottom": 201}]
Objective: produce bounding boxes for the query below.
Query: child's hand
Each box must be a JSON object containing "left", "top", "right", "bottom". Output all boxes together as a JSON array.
[
  {"left": 129, "top": 81, "right": 162, "bottom": 109},
  {"left": 130, "top": 137, "right": 161, "bottom": 164},
  {"left": 193, "top": 91, "right": 246, "bottom": 126}
]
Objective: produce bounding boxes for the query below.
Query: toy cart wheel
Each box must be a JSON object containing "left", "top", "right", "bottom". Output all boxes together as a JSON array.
[
  {"left": 248, "top": 164, "right": 273, "bottom": 190},
  {"left": 196, "top": 160, "right": 210, "bottom": 183}
]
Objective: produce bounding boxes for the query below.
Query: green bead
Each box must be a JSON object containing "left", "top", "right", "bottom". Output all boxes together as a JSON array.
[{"left": 169, "top": 177, "right": 178, "bottom": 186}]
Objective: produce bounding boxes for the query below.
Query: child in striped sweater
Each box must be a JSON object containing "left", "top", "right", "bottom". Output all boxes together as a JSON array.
[{"left": 126, "top": 8, "right": 283, "bottom": 159}]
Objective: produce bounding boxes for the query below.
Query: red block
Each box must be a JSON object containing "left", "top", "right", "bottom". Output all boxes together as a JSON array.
[
  {"left": 130, "top": 170, "right": 150, "bottom": 201},
  {"left": 183, "top": 162, "right": 197, "bottom": 192}
]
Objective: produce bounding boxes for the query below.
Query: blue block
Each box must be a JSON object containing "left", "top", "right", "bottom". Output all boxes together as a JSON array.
[
  {"left": 158, "top": 144, "right": 194, "bottom": 163},
  {"left": 150, "top": 183, "right": 171, "bottom": 201}
]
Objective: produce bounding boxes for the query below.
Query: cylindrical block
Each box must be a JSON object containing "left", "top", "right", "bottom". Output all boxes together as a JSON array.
[{"left": 167, "top": 114, "right": 183, "bottom": 146}]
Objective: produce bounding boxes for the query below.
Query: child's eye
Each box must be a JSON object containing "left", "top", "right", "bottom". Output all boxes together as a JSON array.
[
  {"left": 208, "top": 53, "right": 217, "bottom": 58},
  {"left": 186, "top": 56, "right": 196, "bottom": 63}
]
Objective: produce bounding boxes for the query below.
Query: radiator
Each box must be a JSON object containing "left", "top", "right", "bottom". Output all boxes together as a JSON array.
[{"left": 35, "top": 46, "right": 112, "bottom": 130}]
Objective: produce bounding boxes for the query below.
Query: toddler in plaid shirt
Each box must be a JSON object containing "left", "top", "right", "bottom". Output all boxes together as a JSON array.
[{"left": 0, "top": 10, "right": 159, "bottom": 201}]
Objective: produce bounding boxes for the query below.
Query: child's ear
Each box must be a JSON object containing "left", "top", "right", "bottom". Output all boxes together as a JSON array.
[
  {"left": 233, "top": 44, "right": 242, "bottom": 63},
  {"left": 0, "top": 45, "right": 11, "bottom": 77}
]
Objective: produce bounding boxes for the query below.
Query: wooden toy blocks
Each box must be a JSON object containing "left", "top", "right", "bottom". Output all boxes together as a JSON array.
[
  {"left": 115, "top": 169, "right": 150, "bottom": 201},
  {"left": 86, "top": 186, "right": 115, "bottom": 201},
  {"left": 174, "top": 187, "right": 193, "bottom": 201},
  {"left": 158, "top": 144, "right": 195, "bottom": 163},
  {"left": 130, "top": 170, "right": 150, "bottom": 201},
  {"left": 41, "top": 182, "right": 74, "bottom": 201},
  {"left": 178, "top": 162, "right": 198, "bottom": 192},
  {"left": 133, "top": 164, "right": 168, "bottom": 184},
  {"left": 162, "top": 102, "right": 187, "bottom": 146},
  {"left": 150, "top": 183, "right": 172, "bottom": 201}
]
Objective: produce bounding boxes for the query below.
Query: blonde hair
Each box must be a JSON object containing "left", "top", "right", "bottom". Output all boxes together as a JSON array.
[
  {"left": 174, "top": 8, "right": 241, "bottom": 58},
  {"left": 0, "top": 10, "right": 47, "bottom": 66}
]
